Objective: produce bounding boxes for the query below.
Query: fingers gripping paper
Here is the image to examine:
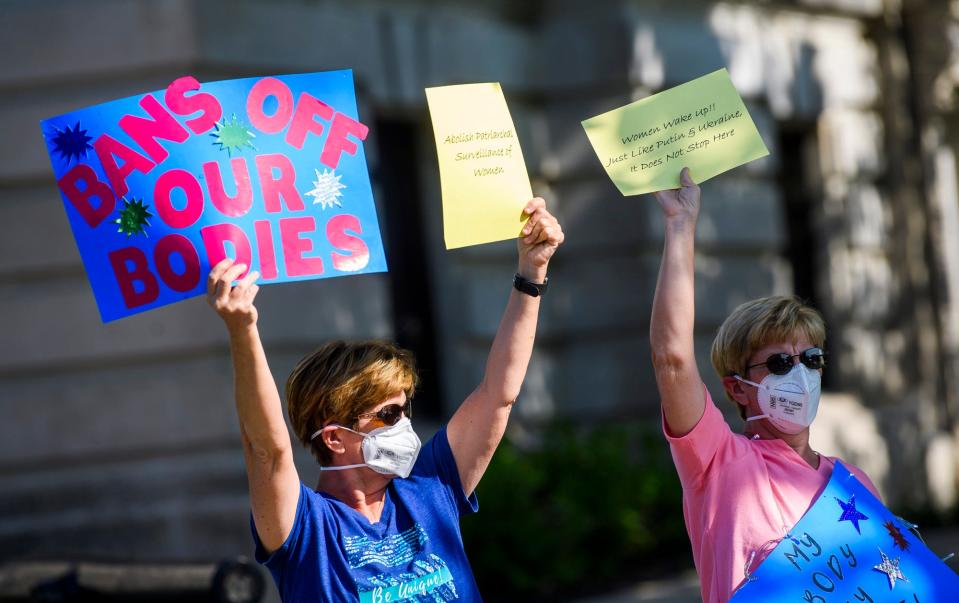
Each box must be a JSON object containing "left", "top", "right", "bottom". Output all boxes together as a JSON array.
[
  {"left": 581, "top": 69, "right": 769, "bottom": 195},
  {"left": 425, "top": 83, "right": 533, "bottom": 249}
]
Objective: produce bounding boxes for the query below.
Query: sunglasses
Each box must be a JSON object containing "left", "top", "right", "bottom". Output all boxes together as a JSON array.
[
  {"left": 355, "top": 399, "right": 412, "bottom": 427},
  {"left": 745, "top": 347, "right": 826, "bottom": 376}
]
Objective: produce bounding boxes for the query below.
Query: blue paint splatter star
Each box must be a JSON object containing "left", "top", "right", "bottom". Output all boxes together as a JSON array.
[
  {"left": 50, "top": 121, "right": 93, "bottom": 163},
  {"left": 114, "top": 198, "right": 153, "bottom": 238},
  {"left": 835, "top": 494, "right": 869, "bottom": 534}
]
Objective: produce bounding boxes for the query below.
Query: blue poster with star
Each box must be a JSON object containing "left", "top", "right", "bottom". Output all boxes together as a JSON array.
[
  {"left": 730, "top": 461, "right": 959, "bottom": 602},
  {"left": 40, "top": 70, "right": 387, "bottom": 322}
]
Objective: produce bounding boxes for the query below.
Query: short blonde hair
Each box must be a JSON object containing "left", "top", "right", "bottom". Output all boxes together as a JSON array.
[
  {"left": 710, "top": 295, "right": 826, "bottom": 419},
  {"left": 286, "top": 340, "right": 417, "bottom": 465}
]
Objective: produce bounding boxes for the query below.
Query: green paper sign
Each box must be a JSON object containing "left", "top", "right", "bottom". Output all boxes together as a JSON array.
[{"left": 581, "top": 69, "right": 769, "bottom": 195}]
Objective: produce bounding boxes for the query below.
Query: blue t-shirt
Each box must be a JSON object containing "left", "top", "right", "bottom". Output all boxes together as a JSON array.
[{"left": 254, "top": 426, "right": 481, "bottom": 602}]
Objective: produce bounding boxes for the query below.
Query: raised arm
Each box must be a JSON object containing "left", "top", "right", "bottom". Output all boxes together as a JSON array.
[
  {"left": 447, "top": 198, "right": 564, "bottom": 495},
  {"left": 208, "top": 258, "right": 300, "bottom": 554},
  {"left": 650, "top": 167, "right": 707, "bottom": 436}
]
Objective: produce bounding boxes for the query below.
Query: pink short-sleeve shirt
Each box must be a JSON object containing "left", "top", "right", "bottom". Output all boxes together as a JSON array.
[{"left": 663, "top": 389, "right": 880, "bottom": 603}]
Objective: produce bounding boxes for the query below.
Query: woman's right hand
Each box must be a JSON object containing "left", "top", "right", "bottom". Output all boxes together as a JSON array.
[
  {"left": 207, "top": 258, "right": 260, "bottom": 331},
  {"left": 653, "top": 167, "right": 701, "bottom": 224}
]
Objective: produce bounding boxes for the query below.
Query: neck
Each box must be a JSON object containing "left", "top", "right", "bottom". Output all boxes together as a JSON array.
[
  {"left": 744, "top": 421, "right": 820, "bottom": 469},
  {"left": 317, "top": 468, "right": 392, "bottom": 523}
]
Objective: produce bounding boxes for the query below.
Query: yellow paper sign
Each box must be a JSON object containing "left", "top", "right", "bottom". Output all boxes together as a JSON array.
[
  {"left": 425, "top": 83, "right": 533, "bottom": 249},
  {"left": 581, "top": 69, "right": 769, "bottom": 195}
]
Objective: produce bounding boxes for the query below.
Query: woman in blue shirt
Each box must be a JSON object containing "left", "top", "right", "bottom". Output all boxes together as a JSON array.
[{"left": 207, "top": 198, "right": 563, "bottom": 602}]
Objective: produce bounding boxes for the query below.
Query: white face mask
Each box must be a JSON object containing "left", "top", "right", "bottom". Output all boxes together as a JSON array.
[
  {"left": 311, "top": 417, "right": 421, "bottom": 479},
  {"left": 735, "top": 364, "right": 822, "bottom": 435}
]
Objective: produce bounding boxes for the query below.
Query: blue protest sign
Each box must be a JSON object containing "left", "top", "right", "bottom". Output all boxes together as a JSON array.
[
  {"left": 40, "top": 70, "right": 387, "bottom": 322},
  {"left": 730, "top": 461, "right": 959, "bottom": 602}
]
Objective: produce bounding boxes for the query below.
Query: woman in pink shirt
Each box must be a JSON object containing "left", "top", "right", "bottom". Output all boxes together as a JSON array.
[{"left": 649, "top": 168, "right": 880, "bottom": 603}]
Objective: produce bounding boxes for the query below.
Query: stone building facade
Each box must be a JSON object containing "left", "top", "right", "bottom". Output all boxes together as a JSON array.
[{"left": 2, "top": 0, "right": 958, "bottom": 583}]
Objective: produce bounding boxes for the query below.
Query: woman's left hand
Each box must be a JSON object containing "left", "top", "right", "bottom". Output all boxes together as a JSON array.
[{"left": 517, "top": 197, "right": 564, "bottom": 281}]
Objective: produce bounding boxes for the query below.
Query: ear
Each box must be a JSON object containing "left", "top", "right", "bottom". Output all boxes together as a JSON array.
[
  {"left": 721, "top": 375, "right": 751, "bottom": 410},
  {"left": 320, "top": 426, "right": 347, "bottom": 456}
]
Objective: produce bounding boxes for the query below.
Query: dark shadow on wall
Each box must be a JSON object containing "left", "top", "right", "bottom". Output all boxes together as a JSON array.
[
  {"left": 777, "top": 43, "right": 833, "bottom": 389},
  {"left": 373, "top": 118, "right": 443, "bottom": 420},
  {"left": 779, "top": 122, "right": 835, "bottom": 390}
]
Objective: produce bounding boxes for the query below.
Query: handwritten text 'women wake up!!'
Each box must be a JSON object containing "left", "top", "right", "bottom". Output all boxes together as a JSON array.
[{"left": 605, "top": 104, "right": 744, "bottom": 171}]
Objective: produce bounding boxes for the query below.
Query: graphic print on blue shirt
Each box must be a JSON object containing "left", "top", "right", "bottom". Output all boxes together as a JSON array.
[
  {"left": 346, "top": 523, "right": 459, "bottom": 601},
  {"left": 344, "top": 524, "right": 430, "bottom": 569},
  {"left": 355, "top": 549, "right": 459, "bottom": 602}
]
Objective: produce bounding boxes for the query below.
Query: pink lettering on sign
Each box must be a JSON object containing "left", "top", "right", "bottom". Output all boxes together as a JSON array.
[
  {"left": 280, "top": 216, "right": 325, "bottom": 277},
  {"left": 154, "top": 168, "right": 204, "bottom": 228},
  {"left": 321, "top": 112, "right": 368, "bottom": 169},
  {"left": 109, "top": 247, "right": 159, "bottom": 308},
  {"left": 286, "top": 93, "right": 335, "bottom": 149},
  {"left": 164, "top": 76, "right": 222, "bottom": 135},
  {"left": 204, "top": 158, "right": 254, "bottom": 218},
  {"left": 247, "top": 77, "right": 294, "bottom": 134},
  {"left": 256, "top": 153, "right": 304, "bottom": 213},
  {"left": 254, "top": 220, "right": 279, "bottom": 280},
  {"left": 57, "top": 164, "right": 116, "bottom": 228},
  {"left": 327, "top": 214, "right": 369, "bottom": 272},
  {"left": 201, "top": 223, "right": 253, "bottom": 279},
  {"left": 118, "top": 94, "right": 190, "bottom": 164},
  {"left": 93, "top": 134, "right": 155, "bottom": 198},
  {"left": 154, "top": 234, "right": 201, "bottom": 292}
]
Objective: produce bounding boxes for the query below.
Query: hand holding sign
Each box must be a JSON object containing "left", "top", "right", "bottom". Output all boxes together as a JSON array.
[
  {"left": 582, "top": 69, "right": 769, "bottom": 195},
  {"left": 653, "top": 167, "right": 702, "bottom": 223},
  {"left": 41, "top": 70, "right": 386, "bottom": 322},
  {"left": 517, "top": 198, "right": 564, "bottom": 282},
  {"left": 207, "top": 258, "right": 260, "bottom": 331}
]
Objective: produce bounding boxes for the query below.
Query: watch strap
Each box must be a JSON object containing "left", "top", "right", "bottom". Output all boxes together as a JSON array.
[{"left": 513, "top": 273, "right": 548, "bottom": 297}]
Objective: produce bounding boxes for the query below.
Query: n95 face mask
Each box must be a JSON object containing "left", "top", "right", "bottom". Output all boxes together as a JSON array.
[
  {"left": 313, "top": 417, "right": 421, "bottom": 479},
  {"left": 735, "top": 364, "right": 822, "bottom": 435}
]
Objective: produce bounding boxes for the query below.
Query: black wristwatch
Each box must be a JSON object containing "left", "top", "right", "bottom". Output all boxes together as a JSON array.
[{"left": 513, "top": 273, "right": 549, "bottom": 297}]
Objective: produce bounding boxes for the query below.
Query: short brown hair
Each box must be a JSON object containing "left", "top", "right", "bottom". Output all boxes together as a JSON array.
[
  {"left": 710, "top": 295, "right": 826, "bottom": 419},
  {"left": 286, "top": 340, "right": 418, "bottom": 465}
]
